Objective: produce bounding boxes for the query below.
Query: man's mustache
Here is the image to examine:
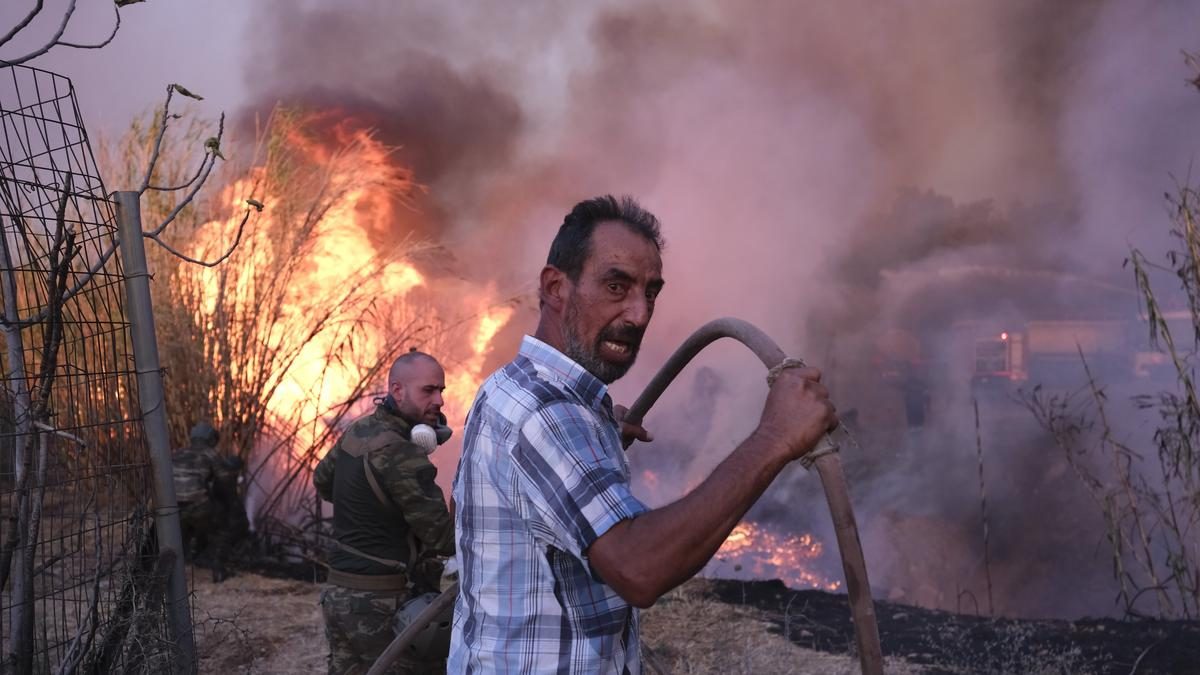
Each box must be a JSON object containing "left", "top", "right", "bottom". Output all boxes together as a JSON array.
[{"left": 597, "top": 325, "right": 645, "bottom": 350}]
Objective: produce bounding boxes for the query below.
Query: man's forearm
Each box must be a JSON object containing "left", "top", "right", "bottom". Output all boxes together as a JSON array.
[{"left": 588, "top": 429, "right": 789, "bottom": 607}]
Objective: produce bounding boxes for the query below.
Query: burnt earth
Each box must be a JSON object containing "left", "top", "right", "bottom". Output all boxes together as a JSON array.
[
  {"left": 707, "top": 579, "right": 1200, "bottom": 674},
  {"left": 191, "top": 541, "right": 329, "bottom": 585}
]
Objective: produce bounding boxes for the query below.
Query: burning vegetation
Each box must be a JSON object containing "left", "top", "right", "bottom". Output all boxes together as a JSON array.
[{"left": 107, "top": 109, "right": 516, "bottom": 533}]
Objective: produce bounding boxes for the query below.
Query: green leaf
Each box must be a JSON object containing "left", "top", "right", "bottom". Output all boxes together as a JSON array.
[{"left": 170, "top": 83, "right": 204, "bottom": 101}]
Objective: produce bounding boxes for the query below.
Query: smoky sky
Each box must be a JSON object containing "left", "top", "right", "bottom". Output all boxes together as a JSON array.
[{"left": 242, "top": 0, "right": 1197, "bottom": 335}]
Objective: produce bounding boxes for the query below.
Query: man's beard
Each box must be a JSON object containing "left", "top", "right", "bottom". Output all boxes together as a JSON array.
[
  {"left": 390, "top": 395, "right": 432, "bottom": 426},
  {"left": 562, "top": 299, "right": 643, "bottom": 384}
]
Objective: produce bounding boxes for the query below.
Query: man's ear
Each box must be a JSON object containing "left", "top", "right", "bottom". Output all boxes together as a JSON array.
[{"left": 539, "top": 265, "right": 569, "bottom": 312}]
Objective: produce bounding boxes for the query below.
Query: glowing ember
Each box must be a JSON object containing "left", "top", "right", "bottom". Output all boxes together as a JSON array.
[{"left": 710, "top": 522, "right": 842, "bottom": 591}]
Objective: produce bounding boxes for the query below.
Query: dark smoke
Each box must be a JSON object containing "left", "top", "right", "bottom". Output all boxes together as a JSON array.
[
  {"left": 244, "top": 0, "right": 1200, "bottom": 618},
  {"left": 246, "top": 1, "right": 525, "bottom": 245}
]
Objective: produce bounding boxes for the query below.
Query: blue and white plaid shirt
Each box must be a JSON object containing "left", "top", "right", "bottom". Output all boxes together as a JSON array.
[{"left": 449, "top": 335, "right": 649, "bottom": 674}]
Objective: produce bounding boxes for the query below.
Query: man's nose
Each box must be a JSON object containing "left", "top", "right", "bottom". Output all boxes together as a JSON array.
[
  {"left": 433, "top": 391, "right": 444, "bottom": 407},
  {"left": 624, "top": 294, "right": 652, "bottom": 327}
]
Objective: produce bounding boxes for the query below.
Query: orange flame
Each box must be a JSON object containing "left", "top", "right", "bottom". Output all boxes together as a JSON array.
[
  {"left": 188, "top": 117, "right": 512, "bottom": 459},
  {"left": 638, "top": 471, "right": 839, "bottom": 591},
  {"left": 712, "top": 522, "right": 842, "bottom": 591},
  {"left": 444, "top": 296, "right": 514, "bottom": 420}
]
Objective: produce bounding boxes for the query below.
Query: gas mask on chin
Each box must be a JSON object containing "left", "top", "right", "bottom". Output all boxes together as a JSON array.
[{"left": 411, "top": 412, "right": 453, "bottom": 455}]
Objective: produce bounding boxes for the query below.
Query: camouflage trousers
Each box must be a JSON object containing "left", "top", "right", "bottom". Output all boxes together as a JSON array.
[
  {"left": 320, "top": 584, "right": 446, "bottom": 675},
  {"left": 180, "top": 500, "right": 229, "bottom": 578},
  {"left": 179, "top": 499, "right": 247, "bottom": 582}
]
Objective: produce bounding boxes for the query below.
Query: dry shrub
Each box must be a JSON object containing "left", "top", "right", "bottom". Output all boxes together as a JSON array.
[
  {"left": 1017, "top": 53, "right": 1200, "bottom": 621},
  {"left": 1022, "top": 185, "right": 1200, "bottom": 620}
]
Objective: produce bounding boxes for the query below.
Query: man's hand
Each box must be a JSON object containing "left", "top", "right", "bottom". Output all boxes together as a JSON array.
[
  {"left": 410, "top": 553, "right": 446, "bottom": 594},
  {"left": 753, "top": 367, "right": 838, "bottom": 462},
  {"left": 613, "top": 404, "right": 653, "bottom": 449},
  {"left": 588, "top": 367, "right": 839, "bottom": 609}
]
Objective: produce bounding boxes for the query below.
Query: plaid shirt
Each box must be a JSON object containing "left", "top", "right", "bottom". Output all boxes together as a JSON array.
[{"left": 449, "top": 336, "right": 649, "bottom": 674}]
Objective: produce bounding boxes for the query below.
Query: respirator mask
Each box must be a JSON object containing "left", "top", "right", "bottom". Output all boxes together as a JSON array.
[{"left": 410, "top": 413, "right": 452, "bottom": 455}]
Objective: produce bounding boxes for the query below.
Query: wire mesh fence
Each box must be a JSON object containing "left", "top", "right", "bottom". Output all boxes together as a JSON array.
[{"left": 0, "top": 64, "right": 177, "bottom": 673}]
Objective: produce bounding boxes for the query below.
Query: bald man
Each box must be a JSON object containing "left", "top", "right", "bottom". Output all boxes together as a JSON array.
[{"left": 313, "top": 351, "right": 455, "bottom": 674}]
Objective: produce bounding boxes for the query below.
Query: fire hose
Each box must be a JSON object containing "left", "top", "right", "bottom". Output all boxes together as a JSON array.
[{"left": 369, "top": 317, "right": 883, "bottom": 675}]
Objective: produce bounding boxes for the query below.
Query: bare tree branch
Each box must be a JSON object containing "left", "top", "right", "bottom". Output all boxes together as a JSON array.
[
  {"left": 56, "top": 2, "right": 121, "bottom": 51},
  {"left": 33, "top": 420, "right": 86, "bottom": 447},
  {"left": 0, "top": 230, "right": 119, "bottom": 329},
  {"left": 0, "top": 0, "right": 77, "bottom": 66},
  {"left": 0, "top": 0, "right": 45, "bottom": 50},
  {"left": 146, "top": 113, "right": 224, "bottom": 236},
  {"left": 54, "top": 512, "right": 104, "bottom": 675},
  {"left": 148, "top": 149, "right": 209, "bottom": 192},
  {"left": 1, "top": 0, "right": 130, "bottom": 66},
  {"left": 146, "top": 153, "right": 215, "bottom": 231},
  {"left": 145, "top": 205, "right": 251, "bottom": 268},
  {"left": 139, "top": 84, "right": 177, "bottom": 193}
]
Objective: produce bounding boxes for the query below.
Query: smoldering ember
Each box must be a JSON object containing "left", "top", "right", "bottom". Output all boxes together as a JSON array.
[{"left": 2, "top": 2, "right": 1200, "bottom": 675}]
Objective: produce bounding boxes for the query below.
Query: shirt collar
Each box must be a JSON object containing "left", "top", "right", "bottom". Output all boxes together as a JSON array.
[
  {"left": 373, "top": 397, "right": 413, "bottom": 437},
  {"left": 519, "top": 335, "right": 610, "bottom": 411}
]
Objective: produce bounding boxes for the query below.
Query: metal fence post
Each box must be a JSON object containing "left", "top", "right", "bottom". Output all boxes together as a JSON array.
[{"left": 114, "top": 191, "right": 196, "bottom": 674}]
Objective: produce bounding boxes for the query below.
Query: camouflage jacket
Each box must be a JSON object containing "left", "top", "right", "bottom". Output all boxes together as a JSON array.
[
  {"left": 313, "top": 402, "right": 454, "bottom": 576},
  {"left": 172, "top": 441, "right": 218, "bottom": 504}
]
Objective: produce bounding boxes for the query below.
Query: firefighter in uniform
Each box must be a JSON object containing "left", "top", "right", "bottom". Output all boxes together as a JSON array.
[{"left": 313, "top": 351, "right": 455, "bottom": 675}]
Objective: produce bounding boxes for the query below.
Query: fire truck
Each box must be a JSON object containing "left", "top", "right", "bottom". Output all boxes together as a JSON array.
[{"left": 967, "top": 320, "right": 1133, "bottom": 391}]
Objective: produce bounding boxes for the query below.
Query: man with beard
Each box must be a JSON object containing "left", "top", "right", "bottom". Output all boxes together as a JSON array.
[
  {"left": 449, "top": 195, "right": 839, "bottom": 673},
  {"left": 314, "top": 351, "right": 455, "bottom": 674}
]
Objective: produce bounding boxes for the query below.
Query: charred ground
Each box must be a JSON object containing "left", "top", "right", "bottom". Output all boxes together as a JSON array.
[{"left": 706, "top": 579, "right": 1200, "bottom": 674}]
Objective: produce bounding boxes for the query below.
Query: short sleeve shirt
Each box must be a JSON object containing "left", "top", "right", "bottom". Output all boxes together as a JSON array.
[{"left": 449, "top": 336, "right": 649, "bottom": 674}]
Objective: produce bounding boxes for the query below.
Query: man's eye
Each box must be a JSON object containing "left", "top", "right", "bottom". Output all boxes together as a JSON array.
[{"left": 608, "top": 283, "right": 624, "bottom": 294}]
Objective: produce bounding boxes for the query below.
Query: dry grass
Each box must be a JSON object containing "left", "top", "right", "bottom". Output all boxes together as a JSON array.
[
  {"left": 191, "top": 568, "right": 325, "bottom": 674},
  {"left": 190, "top": 573, "right": 921, "bottom": 675},
  {"left": 641, "top": 580, "right": 921, "bottom": 675}
]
